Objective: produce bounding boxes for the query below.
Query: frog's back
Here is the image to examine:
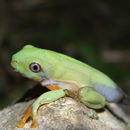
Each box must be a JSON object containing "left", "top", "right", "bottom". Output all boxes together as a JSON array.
[
  {"left": 47, "top": 50, "right": 124, "bottom": 102},
  {"left": 44, "top": 49, "right": 117, "bottom": 88}
]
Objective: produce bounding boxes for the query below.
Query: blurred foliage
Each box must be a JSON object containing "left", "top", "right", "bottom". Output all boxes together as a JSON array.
[{"left": 0, "top": 0, "right": 130, "bottom": 109}]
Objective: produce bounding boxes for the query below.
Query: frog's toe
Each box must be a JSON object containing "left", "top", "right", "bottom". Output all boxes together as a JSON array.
[
  {"left": 31, "top": 118, "right": 37, "bottom": 128},
  {"left": 16, "top": 106, "right": 32, "bottom": 128}
]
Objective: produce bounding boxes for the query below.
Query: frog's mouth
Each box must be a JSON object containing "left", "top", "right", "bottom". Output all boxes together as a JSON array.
[{"left": 12, "top": 66, "right": 28, "bottom": 78}]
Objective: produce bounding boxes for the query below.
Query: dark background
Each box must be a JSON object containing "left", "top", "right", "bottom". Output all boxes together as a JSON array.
[{"left": 0, "top": 0, "right": 130, "bottom": 109}]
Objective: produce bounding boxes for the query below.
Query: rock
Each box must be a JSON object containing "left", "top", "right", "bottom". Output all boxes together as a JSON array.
[{"left": 0, "top": 97, "right": 125, "bottom": 130}]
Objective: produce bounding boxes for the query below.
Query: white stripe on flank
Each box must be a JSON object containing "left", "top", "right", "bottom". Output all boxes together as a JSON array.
[{"left": 41, "top": 80, "right": 79, "bottom": 91}]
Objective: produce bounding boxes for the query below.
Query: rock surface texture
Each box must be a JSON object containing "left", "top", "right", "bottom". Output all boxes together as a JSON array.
[{"left": 0, "top": 97, "right": 126, "bottom": 130}]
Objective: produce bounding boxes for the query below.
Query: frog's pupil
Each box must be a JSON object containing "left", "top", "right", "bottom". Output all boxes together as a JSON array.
[{"left": 33, "top": 65, "right": 38, "bottom": 70}]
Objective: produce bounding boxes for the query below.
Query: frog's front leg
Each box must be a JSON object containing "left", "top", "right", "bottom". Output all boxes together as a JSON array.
[
  {"left": 16, "top": 89, "right": 66, "bottom": 128},
  {"left": 31, "top": 89, "right": 65, "bottom": 127},
  {"left": 79, "top": 87, "right": 106, "bottom": 109}
]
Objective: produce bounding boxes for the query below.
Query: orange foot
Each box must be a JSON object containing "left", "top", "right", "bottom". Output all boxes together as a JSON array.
[
  {"left": 16, "top": 106, "right": 36, "bottom": 128},
  {"left": 16, "top": 85, "right": 60, "bottom": 128}
]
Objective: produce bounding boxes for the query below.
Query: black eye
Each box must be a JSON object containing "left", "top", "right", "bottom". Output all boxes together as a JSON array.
[{"left": 29, "top": 63, "right": 41, "bottom": 73}]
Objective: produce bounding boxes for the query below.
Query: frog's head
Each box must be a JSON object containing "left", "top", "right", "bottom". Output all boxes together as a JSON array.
[{"left": 11, "top": 45, "right": 50, "bottom": 82}]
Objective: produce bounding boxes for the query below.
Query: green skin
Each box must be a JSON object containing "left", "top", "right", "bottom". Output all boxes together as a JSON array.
[{"left": 11, "top": 45, "right": 124, "bottom": 121}]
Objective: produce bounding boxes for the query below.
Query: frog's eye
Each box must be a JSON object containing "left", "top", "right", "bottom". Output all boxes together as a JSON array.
[{"left": 29, "top": 63, "right": 41, "bottom": 73}]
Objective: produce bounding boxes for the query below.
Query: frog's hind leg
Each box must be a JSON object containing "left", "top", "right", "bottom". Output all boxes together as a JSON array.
[{"left": 79, "top": 87, "right": 106, "bottom": 109}]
